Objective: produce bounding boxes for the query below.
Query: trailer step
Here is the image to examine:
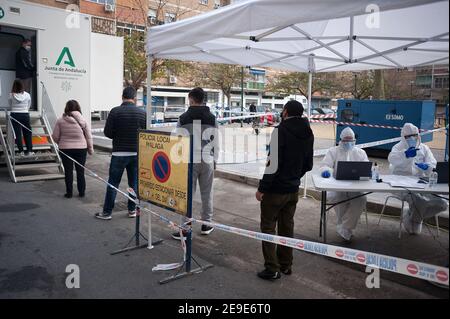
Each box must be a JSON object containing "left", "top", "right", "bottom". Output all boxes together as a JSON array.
[
  {"left": 18, "top": 153, "right": 58, "bottom": 160},
  {"left": 13, "top": 144, "right": 53, "bottom": 151},
  {"left": 14, "top": 162, "right": 61, "bottom": 171},
  {"left": 15, "top": 173, "right": 65, "bottom": 182}
]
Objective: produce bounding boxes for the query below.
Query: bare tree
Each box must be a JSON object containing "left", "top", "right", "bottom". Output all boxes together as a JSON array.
[
  {"left": 184, "top": 63, "right": 247, "bottom": 105},
  {"left": 116, "top": 0, "right": 198, "bottom": 89}
]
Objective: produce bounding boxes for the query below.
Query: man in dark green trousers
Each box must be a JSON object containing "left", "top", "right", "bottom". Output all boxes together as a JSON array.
[{"left": 255, "top": 101, "right": 314, "bottom": 280}]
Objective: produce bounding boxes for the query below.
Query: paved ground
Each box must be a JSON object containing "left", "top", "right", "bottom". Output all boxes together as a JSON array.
[{"left": 0, "top": 151, "right": 448, "bottom": 299}]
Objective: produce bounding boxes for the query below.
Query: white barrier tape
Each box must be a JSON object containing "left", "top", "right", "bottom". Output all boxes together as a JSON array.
[
  {"left": 152, "top": 262, "right": 184, "bottom": 272},
  {"left": 309, "top": 114, "right": 336, "bottom": 119},
  {"left": 9, "top": 116, "right": 47, "bottom": 141},
  {"left": 190, "top": 219, "right": 449, "bottom": 285}
]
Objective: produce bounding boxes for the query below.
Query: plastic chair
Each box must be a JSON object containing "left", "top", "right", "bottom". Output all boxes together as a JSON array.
[
  {"left": 378, "top": 195, "right": 440, "bottom": 238},
  {"left": 360, "top": 210, "right": 369, "bottom": 233}
]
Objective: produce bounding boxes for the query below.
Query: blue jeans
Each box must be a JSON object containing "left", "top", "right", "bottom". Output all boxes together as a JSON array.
[{"left": 103, "top": 155, "right": 137, "bottom": 215}]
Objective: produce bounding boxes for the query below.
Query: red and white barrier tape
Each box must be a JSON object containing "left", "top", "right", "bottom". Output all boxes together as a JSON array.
[
  {"left": 190, "top": 219, "right": 449, "bottom": 286},
  {"left": 309, "top": 119, "right": 438, "bottom": 132}
]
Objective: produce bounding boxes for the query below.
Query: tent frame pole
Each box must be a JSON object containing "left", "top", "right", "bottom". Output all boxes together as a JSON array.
[
  {"left": 303, "top": 63, "right": 313, "bottom": 199},
  {"left": 147, "top": 55, "right": 153, "bottom": 129}
]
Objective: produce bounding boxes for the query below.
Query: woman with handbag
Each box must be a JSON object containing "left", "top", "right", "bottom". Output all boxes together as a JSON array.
[{"left": 52, "top": 100, "right": 94, "bottom": 198}]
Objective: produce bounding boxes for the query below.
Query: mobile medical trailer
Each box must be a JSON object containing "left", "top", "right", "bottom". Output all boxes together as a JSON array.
[
  {"left": 0, "top": 0, "right": 123, "bottom": 182},
  {"left": 0, "top": 0, "right": 123, "bottom": 119}
]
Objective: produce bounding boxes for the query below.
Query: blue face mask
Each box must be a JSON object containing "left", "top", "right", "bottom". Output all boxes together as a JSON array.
[
  {"left": 342, "top": 141, "right": 355, "bottom": 151},
  {"left": 406, "top": 137, "right": 417, "bottom": 148}
]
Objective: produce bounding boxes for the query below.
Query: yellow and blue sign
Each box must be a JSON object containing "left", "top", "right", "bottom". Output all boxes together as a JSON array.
[{"left": 138, "top": 130, "right": 192, "bottom": 216}]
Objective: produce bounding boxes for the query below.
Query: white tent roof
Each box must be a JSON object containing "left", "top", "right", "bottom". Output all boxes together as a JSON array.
[{"left": 146, "top": 0, "right": 449, "bottom": 72}]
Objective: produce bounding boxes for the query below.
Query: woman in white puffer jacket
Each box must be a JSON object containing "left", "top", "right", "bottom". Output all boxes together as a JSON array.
[{"left": 8, "top": 79, "right": 33, "bottom": 156}]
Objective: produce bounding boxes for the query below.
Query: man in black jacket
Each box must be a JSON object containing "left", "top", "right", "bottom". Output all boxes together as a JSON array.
[
  {"left": 96, "top": 87, "right": 146, "bottom": 220},
  {"left": 15, "top": 39, "right": 35, "bottom": 95},
  {"left": 255, "top": 100, "right": 314, "bottom": 280}
]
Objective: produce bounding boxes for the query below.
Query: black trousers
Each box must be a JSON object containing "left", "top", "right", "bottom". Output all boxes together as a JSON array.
[
  {"left": 260, "top": 192, "right": 299, "bottom": 272},
  {"left": 60, "top": 149, "right": 87, "bottom": 196},
  {"left": 10, "top": 112, "right": 33, "bottom": 153}
]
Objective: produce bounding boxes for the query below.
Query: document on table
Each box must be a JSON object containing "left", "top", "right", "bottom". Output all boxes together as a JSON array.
[{"left": 382, "top": 175, "right": 427, "bottom": 189}]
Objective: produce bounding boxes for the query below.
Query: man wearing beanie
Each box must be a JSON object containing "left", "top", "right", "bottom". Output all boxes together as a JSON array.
[{"left": 255, "top": 100, "right": 314, "bottom": 280}]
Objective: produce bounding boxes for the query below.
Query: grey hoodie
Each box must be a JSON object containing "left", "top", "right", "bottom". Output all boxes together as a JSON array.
[{"left": 8, "top": 92, "right": 31, "bottom": 113}]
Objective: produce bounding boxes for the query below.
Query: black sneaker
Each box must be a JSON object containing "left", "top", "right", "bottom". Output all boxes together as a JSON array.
[
  {"left": 257, "top": 269, "right": 281, "bottom": 281},
  {"left": 95, "top": 212, "right": 112, "bottom": 220},
  {"left": 201, "top": 225, "right": 214, "bottom": 235},
  {"left": 171, "top": 230, "right": 189, "bottom": 240},
  {"left": 64, "top": 193, "right": 73, "bottom": 198},
  {"left": 280, "top": 267, "right": 292, "bottom": 275}
]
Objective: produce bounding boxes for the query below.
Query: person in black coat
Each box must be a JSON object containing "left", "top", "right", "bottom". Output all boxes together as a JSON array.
[
  {"left": 15, "top": 39, "right": 35, "bottom": 94},
  {"left": 255, "top": 100, "right": 314, "bottom": 280}
]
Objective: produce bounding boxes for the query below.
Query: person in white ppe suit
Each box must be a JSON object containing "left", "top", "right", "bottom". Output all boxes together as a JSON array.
[
  {"left": 388, "top": 123, "right": 448, "bottom": 234},
  {"left": 320, "top": 127, "right": 369, "bottom": 241}
]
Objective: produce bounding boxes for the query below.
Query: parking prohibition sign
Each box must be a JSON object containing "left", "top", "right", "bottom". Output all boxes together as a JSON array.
[{"left": 152, "top": 152, "right": 171, "bottom": 183}]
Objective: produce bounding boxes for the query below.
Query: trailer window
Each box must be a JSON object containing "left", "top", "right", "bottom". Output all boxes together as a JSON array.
[{"left": 341, "top": 109, "right": 354, "bottom": 122}]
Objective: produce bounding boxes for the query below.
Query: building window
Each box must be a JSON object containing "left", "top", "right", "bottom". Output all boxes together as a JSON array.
[
  {"left": 87, "top": 0, "right": 115, "bottom": 4},
  {"left": 148, "top": 9, "right": 157, "bottom": 24},
  {"left": 199, "top": 0, "right": 209, "bottom": 5},
  {"left": 416, "top": 75, "right": 432, "bottom": 89},
  {"left": 164, "top": 13, "right": 176, "bottom": 23},
  {"left": 207, "top": 92, "right": 219, "bottom": 104},
  {"left": 249, "top": 68, "right": 266, "bottom": 84},
  {"left": 91, "top": 16, "right": 116, "bottom": 35},
  {"left": 435, "top": 76, "right": 449, "bottom": 89}
]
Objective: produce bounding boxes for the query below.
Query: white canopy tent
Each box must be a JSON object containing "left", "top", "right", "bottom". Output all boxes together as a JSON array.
[
  {"left": 145, "top": 0, "right": 449, "bottom": 193},
  {"left": 146, "top": 0, "right": 449, "bottom": 119}
]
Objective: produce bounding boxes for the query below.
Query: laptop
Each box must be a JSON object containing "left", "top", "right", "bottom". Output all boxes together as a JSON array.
[
  {"left": 436, "top": 161, "right": 449, "bottom": 184},
  {"left": 335, "top": 161, "right": 373, "bottom": 181}
]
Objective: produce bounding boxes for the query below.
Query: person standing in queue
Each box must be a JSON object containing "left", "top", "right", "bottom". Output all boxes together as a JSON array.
[{"left": 255, "top": 100, "right": 314, "bottom": 280}]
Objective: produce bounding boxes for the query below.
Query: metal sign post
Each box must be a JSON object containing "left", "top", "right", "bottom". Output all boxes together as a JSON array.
[
  {"left": 159, "top": 133, "right": 213, "bottom": 284},
  {"left": 110, "top": 195, "right": 163, "bottom": 256},
  {"left": 136, "top": 130, "right": 212, "bottom": 283}
]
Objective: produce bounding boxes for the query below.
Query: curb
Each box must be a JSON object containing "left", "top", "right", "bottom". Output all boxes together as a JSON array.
[
  {"left": 94, "top": 143, "right": 448, "bottom": 230},
  {"left": 93, "top": 143, "right": 113, "bottom": 153}
]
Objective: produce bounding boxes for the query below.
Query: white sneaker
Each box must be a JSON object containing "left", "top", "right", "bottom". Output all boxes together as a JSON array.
[
  {"left": 17, "top": 152, "right": 25, "bottom": 157},
  {"left": 128, "top": 210, "right": 137, "bottom": 218},
  {"left": 337, "top": 227, "right": 352, "bottom": 242}
]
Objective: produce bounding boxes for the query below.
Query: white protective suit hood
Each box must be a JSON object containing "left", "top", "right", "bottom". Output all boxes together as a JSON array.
[
  {"left": 340, "top": 127, "right": 355, "bottom": 141},
  {"left": 401, "top": 123, "right": 421, "bottom": 146}
]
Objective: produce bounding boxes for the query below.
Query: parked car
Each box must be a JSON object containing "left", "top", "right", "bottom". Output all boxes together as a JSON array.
[
  {"left": 91, "top": 111, "right": 101, "bottom": 121},
  {"left": 164, "top": 105, "right": 186, "bottom": 122},
  {"left": 316, "top": 107, "right": 335, "bottom": 115}
]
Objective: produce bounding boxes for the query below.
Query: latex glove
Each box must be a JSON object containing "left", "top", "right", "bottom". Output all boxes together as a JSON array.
[
  {"left": 415, "top": 162, "right": 429, "bottom": 171},
  {"left": 321, "top": 170, "right": 331, "bottom": 178},
  {"left": 404, "top": 147, "right": 417, "bottom": 158}
]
